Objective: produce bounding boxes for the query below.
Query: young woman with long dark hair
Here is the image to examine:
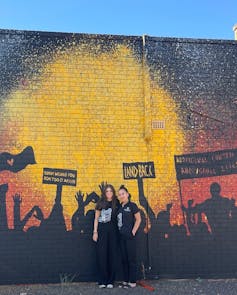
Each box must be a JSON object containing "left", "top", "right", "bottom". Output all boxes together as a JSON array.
[
  {"left": 93, "top": 184, "right": 119, "bottom": 288},
  {"left": 117, "top": 185, "right": 141, "bottom": 288}
]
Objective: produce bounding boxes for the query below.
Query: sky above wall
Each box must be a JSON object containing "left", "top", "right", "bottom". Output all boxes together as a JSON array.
[{"left": 0, "top": 0, "right": 236, "bottom": 40}]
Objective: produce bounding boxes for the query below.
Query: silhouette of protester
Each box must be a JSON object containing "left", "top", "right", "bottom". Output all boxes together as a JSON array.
[
  {"left": 71, "top": 190, "right": 99, "bottom": 233},
  {"left": 182, "top": 199, "right": 210, "bottom": 237},
  {"left": 230, "top": 198, "right": 237, "bottom": 232},
  {"left": 29, "top": 202, "right": 65, "bottom": 233},
  {"left": 138, "top": 186, "right": 173, "bottom": 238},
  {"left": 182, "top": 199, "right": 195, "bottom": 222},
  {"left": 73, "top": 191, "right": 87, "bottom": 219},
  {"left": 33, "top": 206, "right": 45, "bottom": 222},
  {"left": 138, "top": 183, "right": 156, "bottom": 223},
  {"left": 156, "top": 203, "right": 173, "bottom": 239},
  {"left": 169, "top": 224, "right": 187, "bottom": 241},
  {"left": 0, "top": 184, "right": 9, "bottom": 231},
  {"left": 29, "top": 190, "right": 67, "bottom": 233},
  {"left": 193, "top": 182, "right": 232, "bottom": 236},
  {"left": 26, "top": 205, "right": 46, "bottom": 233},
  {"left": 181, "top": 199, "right": 196, "bottom": 234},
  {"left": 13, "top": 193, "right": 40, "bottom": 231}
]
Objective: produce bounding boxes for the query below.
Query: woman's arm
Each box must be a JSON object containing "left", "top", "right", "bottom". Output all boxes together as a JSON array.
[
  {"left": 93, "top": 210, "right": 100, "bottom": 242},
  {"left": 132, "top": 211, "right": 141, "bottom": 236}
]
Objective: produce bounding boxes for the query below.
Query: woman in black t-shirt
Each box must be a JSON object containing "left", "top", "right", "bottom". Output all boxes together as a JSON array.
[
  {"left": 93, "top": 184, "right": 119, "bottom": 289},
  {"left": 117, "top": 185, "right": 141, "bottom": 288}
]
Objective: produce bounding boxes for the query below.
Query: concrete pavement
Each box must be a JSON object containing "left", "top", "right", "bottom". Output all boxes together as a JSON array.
[{"left": 1, "top": 279, "right": 237, "bottom": 295}]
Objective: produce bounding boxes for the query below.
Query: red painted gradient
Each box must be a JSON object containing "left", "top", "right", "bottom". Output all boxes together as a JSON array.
[{"left": 178, "top": 125, "right": 237, "bottom": 224}]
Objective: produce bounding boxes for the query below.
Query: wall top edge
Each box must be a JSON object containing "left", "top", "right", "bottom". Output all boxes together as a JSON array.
[{"left": 0, "top": 28, "right": 236, "bottom": 45}]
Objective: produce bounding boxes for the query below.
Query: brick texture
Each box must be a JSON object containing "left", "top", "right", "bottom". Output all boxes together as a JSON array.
[{"left": 0, "top": 29, "right": 236, "bottom": 283}]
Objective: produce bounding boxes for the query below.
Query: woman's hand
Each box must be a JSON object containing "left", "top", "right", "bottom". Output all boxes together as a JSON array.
[
  {"left": 93, "top": 232, "right": 98, "bottom": 242},
  {"left": 93, "top": 210, "right": 100, "bottom": 242},
  {"left": 132, "top": 212, "right": 141, "bottom": 237}
]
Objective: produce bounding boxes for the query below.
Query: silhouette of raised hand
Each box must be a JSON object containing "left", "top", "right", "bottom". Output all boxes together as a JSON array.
[
  {"left": 84, "top": 192, "right": 99, "bottom": 206},
  {"left": 75, "top": 191, "right": 84, "bottom": 206},
  {"left": 13, "top": 193, "right": 22, "bottom": 204},
  {"left": 99, "top": 181, "right": 107, "bottom": 195},
  {"left": 72, "top": 191, "right": 87, "bottom": 222}
]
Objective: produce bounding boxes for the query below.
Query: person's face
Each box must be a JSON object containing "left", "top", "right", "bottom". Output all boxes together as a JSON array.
[
  {"left": 105, "top": 187, "right": 113, "bottom": 201},
  {"left": 118, "top": 189, "right": 129, "bottom": 204}
]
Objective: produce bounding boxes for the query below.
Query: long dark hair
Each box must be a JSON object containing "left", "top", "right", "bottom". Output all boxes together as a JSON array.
[{"left": 96, "top": 184, "right": 117, "bottom": 210}]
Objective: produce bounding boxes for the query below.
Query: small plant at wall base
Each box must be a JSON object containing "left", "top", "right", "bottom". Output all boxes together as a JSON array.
[{"left": 59, "top": 273, "right": 78, "bottom": 284}]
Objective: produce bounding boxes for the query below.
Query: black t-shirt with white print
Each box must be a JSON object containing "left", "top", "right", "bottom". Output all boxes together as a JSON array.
[
  {"left": 117, "top": 201, "right": 139, "bottom": 239},
  {"left": 98, "top": 200, "right": 120, "bottom": 225}
]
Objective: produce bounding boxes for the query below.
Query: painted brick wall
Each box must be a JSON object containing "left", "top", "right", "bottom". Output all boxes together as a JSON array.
[
  {"left": 0, "top": 29, "right": 237, "bottom": 284},
  {"left": 146, "top": 36, "right": 237, "bottom": 277}
]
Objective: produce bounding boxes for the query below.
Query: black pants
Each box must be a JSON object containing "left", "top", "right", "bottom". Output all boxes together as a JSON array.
[
  {"left": 96, "top": 223, "right": 118, "bottom": 285},
  {"left": 120, "top": 236, "right": 137, "bottom": 283}
]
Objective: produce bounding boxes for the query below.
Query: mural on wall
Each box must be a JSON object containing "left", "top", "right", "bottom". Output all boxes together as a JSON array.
[
  {"left": 144, "top": 37, "right": 237, "bottom": 277},
  {"left": 0, "top": 30, "right": 237, "bottom": 283}
]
